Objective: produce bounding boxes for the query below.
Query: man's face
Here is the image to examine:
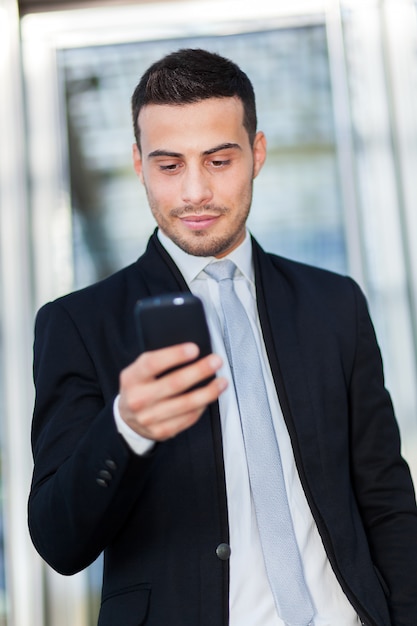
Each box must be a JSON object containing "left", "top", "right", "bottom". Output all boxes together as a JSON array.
[{"left": 133, "top": 97, "right": 266, "bottom": 258}]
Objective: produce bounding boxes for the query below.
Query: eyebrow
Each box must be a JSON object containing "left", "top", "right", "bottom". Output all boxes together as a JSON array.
[
  {"left": 147, "top": 143, "right": 242, "bottom": 159},
  {"left": 204, "top": 142, "right": 242, "bottom": 156}
]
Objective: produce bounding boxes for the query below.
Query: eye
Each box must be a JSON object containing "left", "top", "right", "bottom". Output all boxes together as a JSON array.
[
  {"left": 210, "top": 159, "right": 231, "bottom": 168},
  {"left": 159, "top": 163, "right": 181, "bottom": 172}
]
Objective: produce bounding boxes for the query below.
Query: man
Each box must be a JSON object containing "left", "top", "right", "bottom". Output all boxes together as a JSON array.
[{"left": 29, "top": 49, "right": 417, "bottom": 626}]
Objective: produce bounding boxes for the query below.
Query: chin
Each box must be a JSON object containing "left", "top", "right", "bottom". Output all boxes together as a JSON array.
[{"left": 174, "top": 232, "right": 237, "bottom": 258}]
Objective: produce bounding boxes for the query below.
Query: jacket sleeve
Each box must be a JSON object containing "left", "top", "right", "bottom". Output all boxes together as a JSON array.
[
  {"left": 348, "top": 280, "right": 417, "bottom": 625},
  {"left": 28, "top": 300, "right": 150, "bottom": 575}
]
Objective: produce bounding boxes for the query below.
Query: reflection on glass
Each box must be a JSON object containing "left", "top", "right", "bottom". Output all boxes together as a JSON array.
[{"left": 59, "top": 25, "right": 346, "bottom": 292}]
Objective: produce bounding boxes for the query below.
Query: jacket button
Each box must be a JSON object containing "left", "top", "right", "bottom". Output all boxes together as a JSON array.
[
  {"left": 216, "top": 543, "right": 231, "bottom": 560},
  {"left": 98, "top": 470, "right": 112, "bottom": 481},
  {"left": 105, "top": 459, "right": 117, "bottom": 470},
  {"left": 96, "top": 478, "right": 108, "bottom": 488}
]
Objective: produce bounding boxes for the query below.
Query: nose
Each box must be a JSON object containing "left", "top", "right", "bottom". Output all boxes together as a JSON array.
[{"left": 181, "top": 165, "right": 213, "bottom": 206}]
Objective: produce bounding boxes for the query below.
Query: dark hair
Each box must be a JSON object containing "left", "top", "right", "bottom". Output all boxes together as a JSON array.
[{"left": 131, "top": 48, "right": 257, "bottom": 149}]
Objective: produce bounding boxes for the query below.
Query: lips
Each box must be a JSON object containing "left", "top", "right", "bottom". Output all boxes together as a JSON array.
[{"left": 180, "top": 215, "right": 220, "bottom": 230}]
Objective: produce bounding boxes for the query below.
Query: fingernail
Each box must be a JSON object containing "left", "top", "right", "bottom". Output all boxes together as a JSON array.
[
  {"left": 209, "top": 354, "right": 222, "bottom": 369},
  {"left": 184, "top": 343, "right": 199, "bottom": 357},
  {"left": 217, "top": 377, "right": 228, "bottom": 391}
]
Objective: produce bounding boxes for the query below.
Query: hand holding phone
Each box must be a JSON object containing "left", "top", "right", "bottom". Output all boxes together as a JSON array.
[{"left": 118, "top": 293, "right": 226, "bottom": 442}]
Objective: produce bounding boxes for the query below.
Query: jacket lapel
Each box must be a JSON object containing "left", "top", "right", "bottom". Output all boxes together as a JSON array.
[
  {"left": 136, "top": 230, "right": 190, "bottom": 295},
  {"left": 252, "top": 238, "right": 327, "bottom": 503},
  {"left": 136, "top": 232, "right": 229, "bottom": 608}
]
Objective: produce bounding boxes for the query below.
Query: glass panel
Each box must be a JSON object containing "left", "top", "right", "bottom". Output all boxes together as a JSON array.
[
  {"left": 341, "top": 0, "right": 417, "bottom": 480},
  {"left": 59, "top": 25, "right": 346, "bottom": 292}
]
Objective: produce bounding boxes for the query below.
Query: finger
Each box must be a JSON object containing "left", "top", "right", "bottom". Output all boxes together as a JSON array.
[
  {"left": 131, "top": 375, "right": 228, "bottom": 440},
  {"left": 139, "top": 343, "right": 200, "bottom": 380},
  {"left": 122, "top": 353, "right": 224, "bottom": 414},
  {"left": 119, "top": 342, "right": 199, "bottom": 395},
  {"left": 155, "top": 353, "right": 223, "bottom": 399}
]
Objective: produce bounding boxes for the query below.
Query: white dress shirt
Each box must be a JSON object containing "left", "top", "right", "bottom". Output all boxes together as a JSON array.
[{"left": 115, "top": 230, "right": 360, "bottom": 626}]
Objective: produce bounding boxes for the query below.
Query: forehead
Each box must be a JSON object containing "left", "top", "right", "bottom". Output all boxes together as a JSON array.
[{"left": 137, "top": 97, "right": 248, "bottom": 151}]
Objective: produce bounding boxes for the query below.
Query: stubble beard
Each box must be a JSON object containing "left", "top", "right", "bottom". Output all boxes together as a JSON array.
[
  {"left": 147, "top": 176, "right": 254, "bottom": 257},
  {"left": 154, "top": 203, "right": 251, "bottom": 257}
]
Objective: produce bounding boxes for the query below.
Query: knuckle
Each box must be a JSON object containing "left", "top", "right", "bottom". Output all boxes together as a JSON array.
[
  {"left": 139, "top": 350, "right": 155, "bottom": 373},
  {"left": 137, "top": 408, "right": 155, "bottom": 428},
  {"left": 153, "top": 422, "right": 175, "bottom": 441},
  {"left": 119, "top": 368, "right": 131, "bottom": 389},
  {"left": 178, "top": 389, "right": 196, "bottom": 411},
  {"left": 125, "top": 387, "right": 149, "bottom": 414},
  {"left": 165, "top": 372, "right": 185, "bottom": 396},
  {"left": 182, "top": 391, "right": 206, "bottom": 415}
]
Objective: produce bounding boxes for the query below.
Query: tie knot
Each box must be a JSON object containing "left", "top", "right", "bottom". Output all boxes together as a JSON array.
[{"left": 204, "top": 259, "right": 236, "bottom": 282}]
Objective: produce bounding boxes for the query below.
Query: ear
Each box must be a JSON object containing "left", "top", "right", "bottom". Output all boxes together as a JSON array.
[
  {"left": 132, "top": 144, "right": 144, "bottom": 184},
  {"left": 252, "top": 131, "right": 267, "bottom": 179}
]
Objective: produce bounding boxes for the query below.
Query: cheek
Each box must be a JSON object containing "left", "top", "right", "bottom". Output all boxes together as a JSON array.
[
  {"left": 156, "top": 186, "right": 176, "bottom": 209},
  {"left": 146, "top": 178, "right": 177, "bottom": 213},
  {"left": 144, "top": 172, "right": 163, "bottom": 199},
  {"left": 230, "top": 173, "right": 253, "bottom": 200}
]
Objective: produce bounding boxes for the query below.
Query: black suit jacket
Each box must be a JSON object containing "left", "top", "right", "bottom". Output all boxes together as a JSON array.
[{"left": 29, "top": 232, "right": 417, "bottom": 626}]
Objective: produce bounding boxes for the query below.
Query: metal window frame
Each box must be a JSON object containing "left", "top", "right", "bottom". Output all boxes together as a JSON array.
[{"left": 0, "top": 1, "right": 45, "bottom": 626}]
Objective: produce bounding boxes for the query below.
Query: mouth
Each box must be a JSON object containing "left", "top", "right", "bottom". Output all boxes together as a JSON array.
[{"left": 179, "top": 214, "right": 221, "bottom": 230}]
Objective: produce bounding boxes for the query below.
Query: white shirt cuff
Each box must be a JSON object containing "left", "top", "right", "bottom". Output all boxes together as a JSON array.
[{"left": 113, "top": 395, "right": 155, "bottom": 456}]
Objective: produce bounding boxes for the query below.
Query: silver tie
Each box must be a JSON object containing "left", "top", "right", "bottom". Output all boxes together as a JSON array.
[{"left": 205, "top": 259, "right": 314, "bottom": 626}]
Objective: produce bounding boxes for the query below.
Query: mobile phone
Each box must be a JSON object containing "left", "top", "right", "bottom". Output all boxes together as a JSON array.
[{"left": 135, "top": 292, "right": 214, "bottom": 387}]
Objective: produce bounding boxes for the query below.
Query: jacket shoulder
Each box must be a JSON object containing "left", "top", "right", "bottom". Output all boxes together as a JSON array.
[
  {"left": 262, "top": 248, "right": 362, "bottom": 299},
  {"left": 51, "top": 261, "right": 140, "bottom": 309}
]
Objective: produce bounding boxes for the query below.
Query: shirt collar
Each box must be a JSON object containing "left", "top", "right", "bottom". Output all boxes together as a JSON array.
[{"left": 157, "top": 228, "right": 255, "bottom": 286}]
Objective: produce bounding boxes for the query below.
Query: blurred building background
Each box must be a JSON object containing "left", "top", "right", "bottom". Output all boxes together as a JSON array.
[{"left": 0, "top": 0, "right": 417, "bottom": 624}]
